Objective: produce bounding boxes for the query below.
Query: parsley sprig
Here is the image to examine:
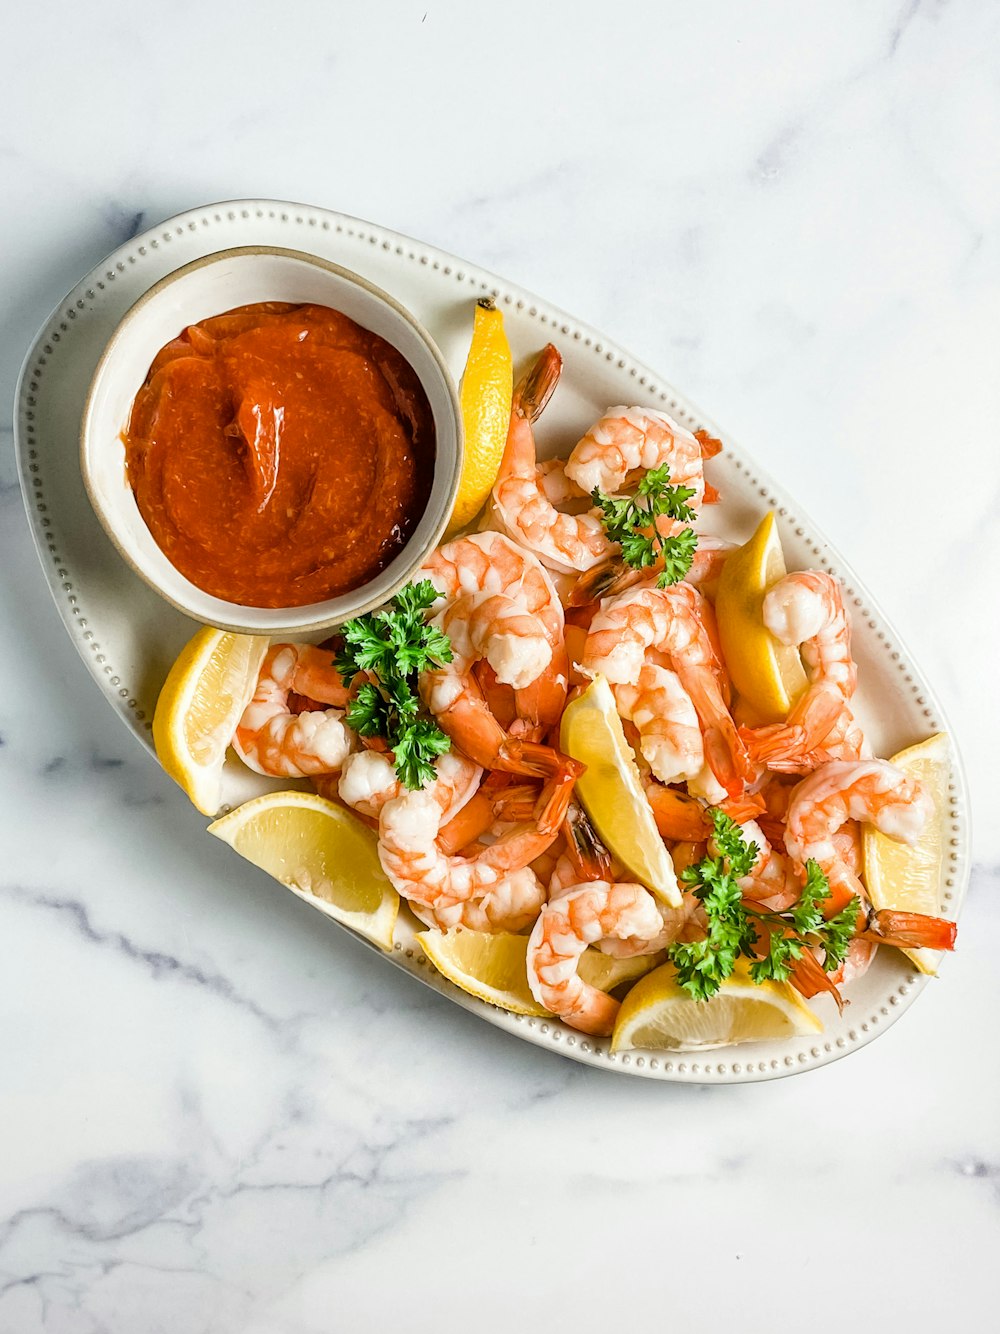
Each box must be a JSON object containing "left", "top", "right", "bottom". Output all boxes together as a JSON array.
[
  {"left": 667, "top": 810, "right": 860, "bottom": 1000},
  {"left": 336, "top": 581, "right": 452, "bottom": 790},
  {"left": 592, "top": 464, "right": 699, "bottom": 586}
]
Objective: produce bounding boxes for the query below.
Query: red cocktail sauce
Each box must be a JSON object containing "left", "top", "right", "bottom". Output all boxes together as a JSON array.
[{"left": 123, "top": 302, "right": 436, "bottom": 607}]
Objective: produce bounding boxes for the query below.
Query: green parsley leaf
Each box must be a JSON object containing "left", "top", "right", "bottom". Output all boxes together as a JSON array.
[
  {"left": 591, "top": 463, "right": 699, "bottom": 587},
  {"left": 338, "top": 582, "right": 454, "bottom": 790},
  {"left": 392, "top": 718, "right": 452, "bottom": 791},
  {"left": 667, "top": 813, "right": 862, "bottom": 999}
]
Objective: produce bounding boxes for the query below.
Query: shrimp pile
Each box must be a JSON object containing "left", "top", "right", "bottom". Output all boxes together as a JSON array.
[{"left": 226, "top": 342, "right": 957, "bottom": 1041}]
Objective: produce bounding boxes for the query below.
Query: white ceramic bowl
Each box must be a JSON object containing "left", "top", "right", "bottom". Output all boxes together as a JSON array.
[{"left": 80, "top": 246, "right": 462, "bottom": 634}]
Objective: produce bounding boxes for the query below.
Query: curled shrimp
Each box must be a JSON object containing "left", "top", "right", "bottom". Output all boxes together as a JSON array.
[
  {"left": 234, "top": 643, "right": 354, "bottom": 778},
  {"left": 420, "top": 561, "right": 581, "bottom": 831},
  {"left": 743, "top": 572, "right": 858, "bottom": 767},
  {"left": 549, "top": 810, "right": 704, "bottom": 960},
  {"left": 784, "top": 761, "right": 957, "bottom": 961},
  {"left": 584, "top": 581, "right": 748, "bottom": 797},
  {"left": 564, "top": 406, "right": 712, "bottom": 505},
  {"left": 784, "top": 760, "right": 931, "bottom": 911},
  {"left": 492, "top": 345, "right": 613, "bottom": 574},
  {"left": 526, "top": 880, "right": 664, "bottom": 1034},
  {"left": 377, "top": 786, "right": 552, "bottom": 931},
  {"left": 614, "top": 663, "right": 726, "bottom": 803}
]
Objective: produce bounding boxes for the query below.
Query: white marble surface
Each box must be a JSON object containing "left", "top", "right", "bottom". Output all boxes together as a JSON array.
[{"left": 1, "top": 1, "right": 998, "bottom": 1330}]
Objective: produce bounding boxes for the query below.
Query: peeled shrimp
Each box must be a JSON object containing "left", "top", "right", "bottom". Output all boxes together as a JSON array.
[
  {"left": 527, "top": 881, "right": 664, "bottom": 1034},
  {"left": 336, "top": 748, "right": 481, "bottom": 823},
  {"left": 564, "top": 405, "right": 710, "bottom": 505},
  {"left": 584, "top": 581, "right": 748, "bottom": 797},
  {"left": 784, "top": 760, "right": 931, "bottom": 912},
  {"left": 234, "top": 644, "right": 354, "bottom": 778},
  {"left": 744, "top": 572, "right": 857, "bottom": 767},
  {"left": 377, "top": 786, "right": 554, "bottom": 928},
  {"left": 493, "top": 345, "right": 613, "bottom": 574}
]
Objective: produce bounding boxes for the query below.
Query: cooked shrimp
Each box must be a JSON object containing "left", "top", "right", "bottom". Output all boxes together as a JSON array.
[
  {"left": 234, "top": 643, "right": 354, "bottom": 778},
  {"left": 784, "top": 760, "right": 932, "bottom": 913},
  {"left": 420, "top": 584, "right": 580, "bottom": 831},
  {"left": 419, "top": 529, "right": 570, "bottom": 731},
  {"left": 526, "top": 881, "right": 664, "bottom": 1035},
  {"left": 411, "top": 867, "right": 547, "bottom": 933},
  {"left": 614, "top": 664, "right": 704, "bottom": 787},
  {"left": 419, "top": 530, "right": 564, "bottom": 634},
  {"left": 493, "top": 345, "right": 613, "bottom": 574},
  {"left": 336, "top": 748, "right": 481, "bottom": 822},
  {"left": 744, "top": 572, "right": 857, "bottom": 767},
  {"left": 584, "top": 581, "right": 748, "bottom": 797},
  {"left": 377, "top": 786, "right": 556, "bottom": 925},
  {"left": 564, "top": 405, "right": 710, "bottom": 504}
]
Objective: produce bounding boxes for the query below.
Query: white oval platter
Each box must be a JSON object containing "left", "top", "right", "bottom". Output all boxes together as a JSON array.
[{"left": 13, "top": 198, "right": 971, "bottom": 1083}]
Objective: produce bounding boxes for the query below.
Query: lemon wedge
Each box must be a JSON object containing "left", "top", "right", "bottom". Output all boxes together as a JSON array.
[
  {"left": 611, "top": 957, "right": 822, "bottom": 1052},
  {"left": 417, "top": 929, "right": 547, "bottom": 1015},
  {"left": 447, "top": 297, "right": 513, "bottom": 536},
  {"left": 715, "top": 511, "right": 808, "bottom": 725},
  {"left": 863, "top": 732, "right": 951, "bottom": 975},
  {"left": 416, "top": 929, "right": 665, "bottom": 1017},
  {"left": 560, "top": 675, "right": 681, "bottom": 907},
  {"left": 152, "top": 628, "right": 268, "bottom": 816},
  {"left": 209, "top": 792, "right": 399, "bottom": 951}
]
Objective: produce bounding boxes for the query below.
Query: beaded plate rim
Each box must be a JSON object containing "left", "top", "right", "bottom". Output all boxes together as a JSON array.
[{"left": 13, "top": 197, "right": 972, "bottom": 1083}]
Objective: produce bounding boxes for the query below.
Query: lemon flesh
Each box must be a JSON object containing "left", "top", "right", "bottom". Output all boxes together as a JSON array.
[
  {"left": 715, "top": 511, "right": 808, "bottom": 725},
  {"left": 417, "top": 928, "right": 665, "bottom": 1018},
  {"left": 863, "top": 732, "right": 951, "bottom": 975},
  {"left": 152, "top": 628, "right": 269, "bottom": 815},
  {"left": 447, "top": 298, "right": 513, "bottom": 535},
  {"left": 560, "top": 676, "right": 681, "bottom": 907},
  {"left": 209, "top": 792, "right": 398, "bottom": 951},
  {"left": 612, "top": 957, "right": 822, "bottom": 1053}
]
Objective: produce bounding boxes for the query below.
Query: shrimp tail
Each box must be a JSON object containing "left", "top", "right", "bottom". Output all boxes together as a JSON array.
[
  {"left": 495, "top": 738, "right": 584, "bottom": 835},
  {"left": 694, "top": 429, "right": 723, "bottom": 460},
  {"left": 567, "top": 560, "right": 642, "bottom": 607},
  {"left": 788, "top": 948, "right": 846, "bottom": 1013},
  {"left": 694, "top": 431, "right": 722, "bottom": 503},
  {"left": 861, "top": 910, "right": 958, "bottom": 952},
  {"left": 564, "top": 803, "right": 614, "bottom": 881},
  {"left": 514, "top": 343, "right": 562, "bottom": 422},
  {"left": 646, "top": 784, "right": 712, "bottom": 841}
]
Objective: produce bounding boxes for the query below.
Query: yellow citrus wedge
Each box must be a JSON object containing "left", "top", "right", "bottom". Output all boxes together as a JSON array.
[
  {"left": 863, "top": 732, "right": 951, "bottom": 975},
  {"left": 611, "top": 957, "right": 822, "bottom": 1053},
  {"left": 209, "top": 792, "right": 398, "bottom": 951},
  {"left": 416, "top": 929, "right": 665, "bottom": 1017},
  {"left": 447, "top": 297, "right": 513, "bottom": 535},
  {"left": 715, "top": 511, "right": 808, "bottom": 725},
  {"left": 417, "top": 929, "right": 547, "bottom": 1015},
  {"left": 152, "top": 628, "right": 269, "bottom": 816},
  {"left": 560, "top": 675, "right": 681, "bottom": 907}
]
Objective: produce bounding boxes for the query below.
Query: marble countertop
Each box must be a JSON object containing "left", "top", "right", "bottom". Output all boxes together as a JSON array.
[{"left": 1, "top": 2, "right": 997, "bottom": 1330}]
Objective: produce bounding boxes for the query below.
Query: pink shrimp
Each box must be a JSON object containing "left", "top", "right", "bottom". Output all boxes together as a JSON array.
[
  {"left": 234, "top": 643, "right": 354, "bottom": 778},
  {"left": 584, "top": 581, "right": 749, "bottom": 797},
  {"left": 784, "top": 760, "right": 940, "bottom": 928},
  {"left": 492, "top": 345, "right": 613, "bottom": 574},
  {"left": 377, "top": 786, "right": 551, "bottom": 930},
  {"left": 526, "top": 881, "right": 664, "bottom": 1035},
  {"left": 743, "top": 572, "right": 857, "bottom": 767},
  {"left": 564, "top": 405, "right": 710, "bottom": 506}
]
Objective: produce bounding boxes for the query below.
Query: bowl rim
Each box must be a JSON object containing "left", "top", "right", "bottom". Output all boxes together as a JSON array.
[{"left": 79, "top": 243, "right": 463, "bottom": 634}]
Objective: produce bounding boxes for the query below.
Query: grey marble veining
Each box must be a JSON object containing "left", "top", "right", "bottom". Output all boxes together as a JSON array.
[{"left": 1, "top": 1, "right": 998, "bottom": 1330}]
